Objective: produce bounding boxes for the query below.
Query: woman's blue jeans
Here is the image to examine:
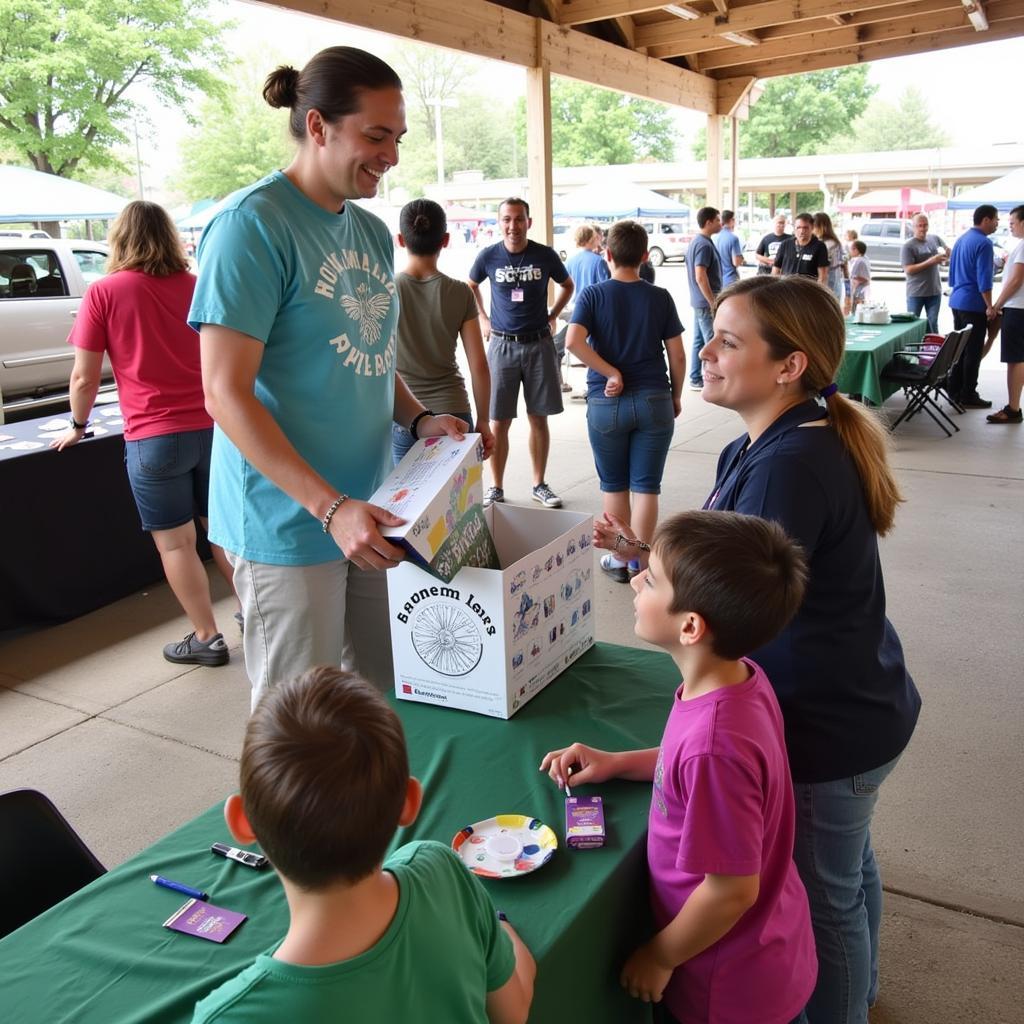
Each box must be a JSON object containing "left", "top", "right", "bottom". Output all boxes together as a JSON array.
[{"left": 793, "top": 755, "right": 901, "bottom": 1024}]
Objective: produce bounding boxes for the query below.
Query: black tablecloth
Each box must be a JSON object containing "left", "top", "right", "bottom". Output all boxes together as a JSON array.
[{"left": 0, "top": 406, "right": 202, "bottom": 629}]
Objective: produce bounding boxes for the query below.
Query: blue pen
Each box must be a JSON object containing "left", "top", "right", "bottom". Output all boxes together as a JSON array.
[{"left": 150, "top": 874, "right": 208, "bottom": 901}]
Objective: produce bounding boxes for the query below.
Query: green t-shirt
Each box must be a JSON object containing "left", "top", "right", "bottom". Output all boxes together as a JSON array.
[
  {"left": 395, "top": 271, "right": 478, "bottom": 413},
  {"left": 191, "top": 841, "right": 515, "bottom": 1024}
]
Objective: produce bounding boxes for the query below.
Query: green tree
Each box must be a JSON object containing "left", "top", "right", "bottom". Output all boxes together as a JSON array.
[
  {"left": 838, "top": 87, "right": 949, "bottom": 153},
  {"left": 391, "top": 44, "right": 474, "bottom": 143},
  {"left": 175, "top": 65, "right": 292, "bottom": 201},
  {"left": 693, "top": 66, "right": 876, "bottom": 159},
  {"left": 0, "top": 0, "right": 227, "bottom": 177},
  {"left": 517, "top": 80, "right": 677, "bottom": 167}
]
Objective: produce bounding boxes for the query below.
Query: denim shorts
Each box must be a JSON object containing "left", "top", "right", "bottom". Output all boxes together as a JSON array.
[
  {"left": 586, "top": 388, "right": 675, "bottom": 493},
  {"left": 392, "top": 410, "right": 471, "bottom": 466},
  {"left": 124, "top": 427, "right": 214, "bottom": 532}
]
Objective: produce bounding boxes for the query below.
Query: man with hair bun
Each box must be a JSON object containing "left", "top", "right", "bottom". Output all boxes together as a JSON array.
[{"left": 190, "top": 47, "right": 467, "bottom": 711}]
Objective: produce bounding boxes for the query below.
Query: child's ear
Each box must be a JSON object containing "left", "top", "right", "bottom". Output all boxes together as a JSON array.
[
  {"left": 224, "top": 794, "right": 258, "bottom": 845},
  {"left": 398, "top": 777, "right": 423, "bottom": 828},
  {"left": 678, "top": 611, "right": 708, "bottom": 647},
  {"left": 441, "top": 232, "right": 450, "bottom": 249},
  {"left": 397, "top": 232, "right": 407, "bottom": 249}
]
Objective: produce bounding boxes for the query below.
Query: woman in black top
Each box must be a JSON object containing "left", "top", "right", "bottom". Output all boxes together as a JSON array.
[{"left": 598, "top": 275, "right": 920, "bottom": 1024}]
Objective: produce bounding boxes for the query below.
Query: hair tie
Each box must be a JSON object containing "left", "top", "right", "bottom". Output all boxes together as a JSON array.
[{"left": 819, "top": 383, "right": 839, "bottom": 399}]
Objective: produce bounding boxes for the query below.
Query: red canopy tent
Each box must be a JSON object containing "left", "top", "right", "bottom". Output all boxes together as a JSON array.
[
  {"left": 444, "top": 204, "right": 492, "bottom": 223},
  {"left": 837, "top": 187, "right": 947, "bottom": 217}
]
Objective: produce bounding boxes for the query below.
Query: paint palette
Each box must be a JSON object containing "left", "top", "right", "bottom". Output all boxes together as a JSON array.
[{"left": 452, "top": 814, "right": 558, "bottom": 878}]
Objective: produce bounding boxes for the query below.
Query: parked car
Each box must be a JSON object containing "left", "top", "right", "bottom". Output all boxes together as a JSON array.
[
  {"left": 0, "top": 229, "right": 52, "bottom": 239},
  {"left": 638, "top": 218, "right": 692, "bottom": 266},
  {"left": 0, "top": 238, "right": 113, "bottom": 419},
  {"left": 856, "top": 219, "right": 914, "bottom": 273}
]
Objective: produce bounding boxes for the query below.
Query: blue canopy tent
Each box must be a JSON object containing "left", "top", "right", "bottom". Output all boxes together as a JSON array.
[
  {"left": 0, "top": 166, "right": 130, "bottom": 223},
  {"left": 554, "top": 181, "right": 690, "bottom": 219},
  {"left": 947, "top": 168, "right": 1024, "bottom": 212}
]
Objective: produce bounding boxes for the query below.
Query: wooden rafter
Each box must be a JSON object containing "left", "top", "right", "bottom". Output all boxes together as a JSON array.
[{"left": 705, "top": 12, "right": 1024, "bottom": 78}]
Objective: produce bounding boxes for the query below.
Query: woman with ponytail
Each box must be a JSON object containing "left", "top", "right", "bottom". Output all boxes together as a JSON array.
[
  {"left": 189, "top": 48, "right": 467, "bottom": 711},
  {"left": 598, "top": 275, "right": 920, "bottom": 1024},
  {"left": 813, "top": 212, "right": 846, "bottom": 303}
]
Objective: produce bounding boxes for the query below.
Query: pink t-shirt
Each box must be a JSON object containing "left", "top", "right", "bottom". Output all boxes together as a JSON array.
[
  {"left": 648, "top": 660, "right": 816, "bottom": 1024},
  {"left": 69, "top": 269, "right": 212, "bottom": 441}
]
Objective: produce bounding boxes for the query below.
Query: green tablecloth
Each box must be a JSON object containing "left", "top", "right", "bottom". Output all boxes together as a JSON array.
[
  {"left": 1, "top": 642, "right": 679, "bottom": 1024},
  {"left": 838, "top": 318, "right": 928, "bottom": 405}
]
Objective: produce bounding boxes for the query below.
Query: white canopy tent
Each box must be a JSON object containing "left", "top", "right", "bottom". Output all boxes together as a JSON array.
[
  {"left": 0, "top": 166, "right": 131, "bottom": 223},
  {"left": 554, "top": 181, "right": 690, "bottom": 220}
]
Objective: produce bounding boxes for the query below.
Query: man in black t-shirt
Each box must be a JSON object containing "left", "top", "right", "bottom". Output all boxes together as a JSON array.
[
  {"left": 468, "top": 197, "right": 574, "bottom": 509},
  {"left": 755, "top": 214, "right": 792, "bottom": 276},
  {"left": 772, "top": 213, "right": 828, "bottom": 284}
]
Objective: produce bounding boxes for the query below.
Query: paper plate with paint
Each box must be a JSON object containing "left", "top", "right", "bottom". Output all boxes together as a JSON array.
[{"left": 451, "top": 814, "right": 558, "bottom": 878}]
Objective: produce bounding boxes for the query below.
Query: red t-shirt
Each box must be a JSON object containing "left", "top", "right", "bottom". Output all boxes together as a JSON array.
[{"left": 69, "top": 269, "right": 212, "bottom": 440}]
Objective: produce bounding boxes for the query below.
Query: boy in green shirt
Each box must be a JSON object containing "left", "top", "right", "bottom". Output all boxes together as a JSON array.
[{"left": 192, "top": 667, "right": 535, "bottom": 1024}]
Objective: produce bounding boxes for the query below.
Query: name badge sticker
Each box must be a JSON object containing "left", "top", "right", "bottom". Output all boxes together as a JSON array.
[
  {"left": 511, "top": 288, "right": 525, "bottom": 302},
  {"left": 800, "top": 253, "right": 812, "bottom": 261}
]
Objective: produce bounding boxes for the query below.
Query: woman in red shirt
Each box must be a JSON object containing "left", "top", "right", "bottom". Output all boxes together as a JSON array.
[{"left": 52, "top": 201, "right": 236, "bottom": 666}]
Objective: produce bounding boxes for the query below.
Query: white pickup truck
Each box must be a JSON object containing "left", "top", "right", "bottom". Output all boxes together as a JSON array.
[{"left": 0, "top": 237, "right": 113, "bottom": 420}]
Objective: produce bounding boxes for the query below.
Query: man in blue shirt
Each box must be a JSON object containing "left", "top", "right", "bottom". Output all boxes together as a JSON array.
[
  {"left": 714, "top": 210, "right": 744, "bottom": 288},
  {"left": 685, "top": 206, "right": 722, "bottom": 390},
  {"left": 469, "top": 198, "right": 574, "bottom": 508},
  {"left": 948, "top": 204, "right": 999, "bottom": 408},
  {"left": 558, "top": 225, "right": 611, "bottom": 397}
]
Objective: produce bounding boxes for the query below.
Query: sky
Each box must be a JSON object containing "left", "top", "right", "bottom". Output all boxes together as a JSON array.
[{"left": 138, "top": 0, "right": 1022, "bottom": 196}]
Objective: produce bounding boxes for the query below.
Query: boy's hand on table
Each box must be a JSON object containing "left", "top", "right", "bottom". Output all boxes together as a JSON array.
[
  {"left": 539, "top": 743, "right": 618, "bottom": 789},
  {"left": 620, "top": 942, "right": 673, "bottom": 1004}
]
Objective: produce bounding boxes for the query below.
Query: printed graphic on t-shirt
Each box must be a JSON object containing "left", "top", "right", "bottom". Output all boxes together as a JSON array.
[
  {"left": 495, "top": 264, "right": 544, "bottom": 285},
  {"left": 315, "top": 248, "right": 397, "bottom": 378},
  {"left": 652, "top": 746, "right": 667, "bottom": 817}
]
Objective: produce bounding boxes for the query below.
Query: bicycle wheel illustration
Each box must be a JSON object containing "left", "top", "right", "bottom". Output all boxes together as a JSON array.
[{"left": 411, "top": 602, "right": 484, "bottom": 676}]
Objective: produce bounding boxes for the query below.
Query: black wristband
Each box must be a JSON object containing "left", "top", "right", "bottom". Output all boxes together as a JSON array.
[
  {"left": 409, "top": 409, "right": 434, "bottom": 440},
  {"left": 496, "top": 910, "right": 508, "bottom": 923},
  {"left": 70, "top": 416, "right": 89, "bottom": 430}
]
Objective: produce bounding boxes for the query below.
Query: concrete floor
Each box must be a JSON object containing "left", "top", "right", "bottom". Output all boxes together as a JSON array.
[{"left": 1, "top": 356, "right": 1022, "bottom": 1021}]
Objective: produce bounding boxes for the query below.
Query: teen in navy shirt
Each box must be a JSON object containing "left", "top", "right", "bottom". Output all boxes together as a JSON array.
[{"left": 596, "top": 275, "right": 920, "bottom": 1024}]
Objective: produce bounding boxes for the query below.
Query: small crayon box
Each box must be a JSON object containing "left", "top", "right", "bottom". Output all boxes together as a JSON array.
[{"left": 565, "top": 795, "right": 605, "bottom": 849}]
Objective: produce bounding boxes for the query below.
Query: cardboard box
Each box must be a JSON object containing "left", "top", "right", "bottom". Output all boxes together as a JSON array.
[
  {"left": 388, "top": 502, "right": 596, "bottom": 718},
  {"left": 368, "top": 434, "right": 499, "bottom": 583}
]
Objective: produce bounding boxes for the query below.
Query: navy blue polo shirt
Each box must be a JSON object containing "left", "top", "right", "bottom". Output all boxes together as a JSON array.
[
  {"left": 705, "top": 400, "right": 921, "bottom": 783},
  {"left": 469, "top": 240, "right": 569, "bottom": 334}
]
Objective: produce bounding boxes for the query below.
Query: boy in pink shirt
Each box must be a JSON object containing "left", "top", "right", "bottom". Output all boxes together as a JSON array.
[{"left": 542, "top": 510, "right": 816, "bottom": 1024}]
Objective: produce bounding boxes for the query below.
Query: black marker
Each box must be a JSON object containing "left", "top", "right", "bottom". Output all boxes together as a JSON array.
[{"left": 211, "top": 842, "right": 268, "bottom": 869}]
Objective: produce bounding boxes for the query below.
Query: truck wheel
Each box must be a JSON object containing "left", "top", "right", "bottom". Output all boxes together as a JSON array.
[{"left": 648, "top": 247, "right": 665, "bottom": 267}]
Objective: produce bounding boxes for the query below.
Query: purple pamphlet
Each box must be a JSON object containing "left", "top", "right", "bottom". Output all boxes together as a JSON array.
[{"left": 163, "top": 898, "right": 247, "bottom": 943}]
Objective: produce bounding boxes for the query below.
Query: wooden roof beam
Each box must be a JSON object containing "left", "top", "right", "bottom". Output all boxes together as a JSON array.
[
  {"left": 706, "top": 11, "right": 1024, "bottom": 78},
  {"left": 253, "top": 0, "right": 716, "bottom": 111},
  {"left": 697, "top": 0, "right": 1024, "bottom": 71},
  {"left": 556, "top": 0, "right": 678, "bottom": 27},
  {"left": 634, "top": 0, "right": 935, "bottom": 48}
]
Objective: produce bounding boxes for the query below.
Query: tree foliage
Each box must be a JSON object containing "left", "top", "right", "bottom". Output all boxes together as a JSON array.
[
  {"left": 837, "top": 87, "right": 949, "bottom": 153},
  {"left": 518, "top": 80, "right": 677, "bottom": 167},
  {"left": 693, "top": 66, "right": 876, "bottom": 160},
  {"left": 0, "top": 0, "right": 227, "bottom": 177},
  {"left": 391, "top": 45, "right": 475, "bottom": 143},
  {"left": 175, "top": 62, "right": 292, "bottom": 201}
]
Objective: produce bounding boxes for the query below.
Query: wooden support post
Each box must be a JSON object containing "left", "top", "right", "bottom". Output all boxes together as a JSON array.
[
  {"left": 706, "top": 114, "right": 722, "bottom": 209},
  {"left": 790, "top": 191, "right": 798, "bottom": 219},
  {"left": 526, "top": 27, "right": 553, "bottom": 246},
  {"left": 729, "top": 115, "right": 738, "bottom": 211}
]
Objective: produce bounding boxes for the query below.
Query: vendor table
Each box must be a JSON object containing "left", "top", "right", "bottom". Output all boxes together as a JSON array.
[
  {"left": 838, "top": 318, "right": 927, "bottom": 406},
  {"left": 0, "top": 642, "right": 678, "bottom": 1024},
  {"left": 0, "top": 405, "right": 206, "bottom": 630}
]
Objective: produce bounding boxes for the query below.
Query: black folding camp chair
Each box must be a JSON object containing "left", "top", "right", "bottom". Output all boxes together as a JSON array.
[
  {"left": 0, "top": 788, "right": 106, "bottom": 938},
  {"left": 881, "top": 328, "right": 967, "bottom": 436}
]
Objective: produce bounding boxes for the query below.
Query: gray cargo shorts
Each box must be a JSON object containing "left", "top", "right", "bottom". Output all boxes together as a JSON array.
[{"left": 487, "top": 331, "right": 564, "bottom": 420}]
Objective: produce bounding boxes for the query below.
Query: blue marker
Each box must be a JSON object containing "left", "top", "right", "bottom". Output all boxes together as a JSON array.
[{"left": 150, "top": 874, "right": 208, "bottom": 901}]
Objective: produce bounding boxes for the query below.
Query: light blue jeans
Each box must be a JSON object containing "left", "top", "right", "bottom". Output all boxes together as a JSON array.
[
  {"left": 690, "top": 307, "right": 714, "bottom": 385},
  {"left": 793, "top": 755, "right": 901, "bottom": 1024}
]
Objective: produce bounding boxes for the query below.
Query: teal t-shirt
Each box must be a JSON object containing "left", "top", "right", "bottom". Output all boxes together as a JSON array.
[
  {"left": 191, "top": 841, "right": 516, "bottom": 1024},
  {"left": 188, "top": 171, "right": 398, "bottom": 565}
]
